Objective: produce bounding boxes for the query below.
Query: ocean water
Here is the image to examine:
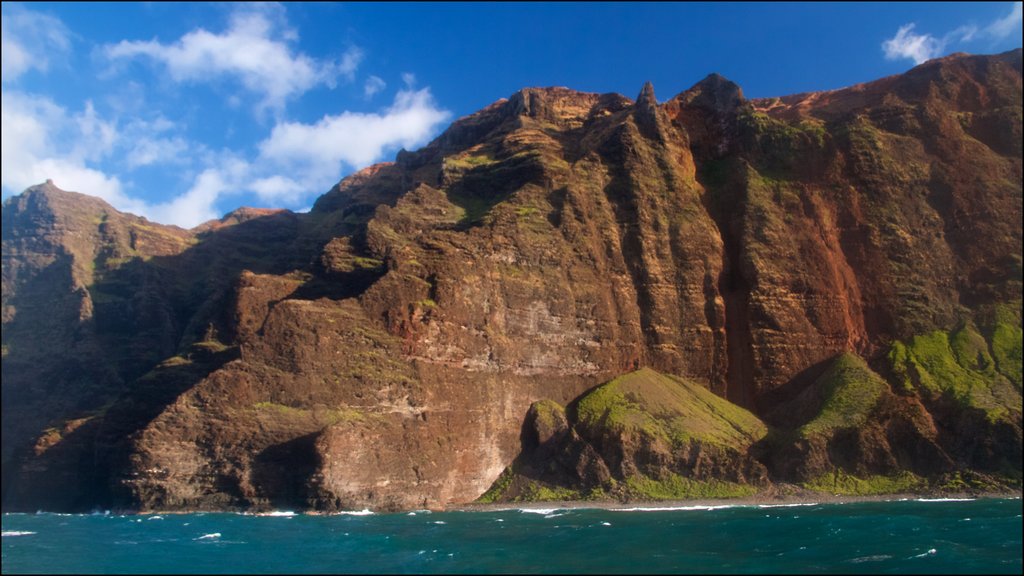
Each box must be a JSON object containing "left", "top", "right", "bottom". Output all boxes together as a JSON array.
[{"left": 2, "top": 498, "right": 1021, "bottom": 574}]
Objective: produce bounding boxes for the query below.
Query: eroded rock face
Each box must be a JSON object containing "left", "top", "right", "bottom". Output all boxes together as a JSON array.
[{"left": 2, "top": 50, "right": 1021, "bottom": 512}]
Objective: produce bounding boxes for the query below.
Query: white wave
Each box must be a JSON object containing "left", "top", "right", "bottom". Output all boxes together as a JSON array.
[
  {"left": 256, "top": 511, "right": 296, "bottom": 517},
  {"left": 610, "top": 505, "right": 738, "bottom": 512},
  {"left": 911, "top": 548, "right": 937, "bottom": 558},
  {"left": 194, "top": 533, "right": 221, "bottom": 540},
  {"left": 543, "top": 512, "right": 568, "bottom": 519},
  {"left": 600, "top": 521, "right": 612, "bottom": 526},
  {"left": 146, "top": 515, "right": 164, "bottom": 521},
  {"left": 432, "top": 521, "right": 446, "bottom": 525},
  {"left": 850, "top": 554, "right": 892, "bottom": 563},
  {"left": 337, "top": 509, "right": 374, "bottom": 516},
  {"left": 519, "top": 508, "right": 560, "bottom": 515},
  {"left": 915, "top": 498, "right": 974, "bottom": 502},
  {"left": 1, "top": 531, "right": 36, "bottom": 537},
  {"left": 757, "top": 502, "right": 820, "bottom": 509},
  {"left": 407, "top": 512, "right": 417, "bottom": 516}
]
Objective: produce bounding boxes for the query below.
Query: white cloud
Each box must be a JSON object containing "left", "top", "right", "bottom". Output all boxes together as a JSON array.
[
  {"left": 146, "top": 162, "right": 247, "bottom": 227},
  {"left": 0, "top": 89, "right": 233, "bottom": 228},
  {"left": 364, "top": 75, "right": 386, "bottom": 98},
  {"left": 258, "top": 87, "right": 451, "bottom": 184},
  {"left": 985, "top": 2, "right": 1023, "bottom": 39},
  {"left": 883, "top": 4, "right": 1024, "bottom": 65},
  {"left": 249, "top": 175, "right": 305, "bottom": 203},
  {"left": 124, "top": 135, "right": 189, "bottom": 169},
  {"left": 104, "top": 6, "right": 361, "bottom": 113},
  {"left": 2, "top": 5, "right": 453, "bottom": 229},
  {"left": 1, "top": 5, "right": 71, "bottom": 82},
  {"left": 882, "top": 24, "right": 943, "bottom": 65},
  {"left": 1, "top": 90, "right": 137, "bottom": 212},
  {"left": 119, "top": 116, "right": 189, "bottom": 168}
]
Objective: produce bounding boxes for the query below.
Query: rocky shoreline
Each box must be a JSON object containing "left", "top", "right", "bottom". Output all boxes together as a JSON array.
[{"left": 452, "top": 488, "right": 1023, "bottom": 513}]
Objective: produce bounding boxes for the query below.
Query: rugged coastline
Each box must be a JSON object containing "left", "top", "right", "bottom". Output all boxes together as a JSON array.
[{"left": 3, "top": 49, "right": 1021, "bottom": 514}]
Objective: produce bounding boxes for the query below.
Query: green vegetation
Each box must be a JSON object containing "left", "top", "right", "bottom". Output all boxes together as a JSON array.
[
  {"left": 352, "top": 256, "right": 384, "bottom": 270},
  {"left": 989, "top": 303, "right": 1023, "bottom": 390},
  {"left": 624, "top": 473, "right": 757, "bottom": 499},
  {"left": 575, "top": 368, "right": 767, "bottom": 449},
  {"left": 887, "top": 321, "right": 1020, "bottom": 421},
  {"left": 416, "top": 298, "right": 437, "bottom": 309},
  {"left": 476, "top": 467, "right": 518, "bottom": 504},
  {"left": 158, "top": 355, "right": 192, "bottom": 368},
  {"left": 475, "top": 460, "right": 591, "bottom": 504},
  {"left": 515, "top": 482, "right": 584, "bottom": 502},
  {"left": 252, "top": 402, "right": 372, "bottom": 425},
  {"left": 443, "top": 152, "right": 497, "bottom": 170},
  {"left": 530, "top": 399, "right": 565, "bottom": 432},
  {"left": 803, "top": 469, "right": 925, "bottom": 496},
  {"left": 192, "top": 339, "right": 231, "bottom": 354},
  {"left": 799, "top": 353, "right": 887, "bottom": 437}
]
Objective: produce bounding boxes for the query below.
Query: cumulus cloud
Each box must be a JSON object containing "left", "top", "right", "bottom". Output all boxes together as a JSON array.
[
  {"left": 104, "top": 6, "right": 361, "bottom": 113},
  {"left": 146, "top": 158, "right": 250, "bottom": 227},
  {"left": 1, "top": 91, "right": 137, "bottom": 212},
  {"left": 0, "top": 89, "right": 236, "bottom": 228},
  {"left": 3, "top": 5, "right": 453, "bottom": 229},
  {"left": 883, "top": 3, "right": 1024, "bottom": 65},
  {"left": 1, "top": 5, "right": 71, "bottom": 82},
  {"left": 258, "top": 86, "right": 451, "bottom": 189},
  {"left": 882, "top": 24, "right": 944, "bottom": 65},
  {"left": 364, "top": 75, "right": 386, "bottom": 98}
]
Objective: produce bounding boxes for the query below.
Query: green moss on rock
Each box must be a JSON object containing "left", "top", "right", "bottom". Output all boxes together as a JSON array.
[
  {"left": 575, "top": 368, "right": 767, "bottom": 449},
  {"left": 888, "top": 322, "right": 1020, "bottom": 421},
  {"left": 624, "top": 472, "right": 757, "bottom": 500},
  {"left": 803, "top": 470, "right": 925, "bottom": 496},
  {"left": 799, "top": 353, "right": 887, "bottom": 437}
]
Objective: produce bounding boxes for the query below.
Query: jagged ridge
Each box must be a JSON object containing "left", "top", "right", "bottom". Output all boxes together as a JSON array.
[{"left": 1, "top": 50, "right": 1021, "bottom": 512}]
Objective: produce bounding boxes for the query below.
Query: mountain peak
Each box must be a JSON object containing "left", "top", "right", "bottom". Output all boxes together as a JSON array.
[
  {"left": 637, "top": 81, "right": 657, "bottom": 106},
  {"left": 674, "top": 73, "right": 745, "bottom": 112}
]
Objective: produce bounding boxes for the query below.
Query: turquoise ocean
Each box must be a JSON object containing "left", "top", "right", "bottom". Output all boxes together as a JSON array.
[{"left": 2, "top": 498, "right": 1021, "bottom": 574}]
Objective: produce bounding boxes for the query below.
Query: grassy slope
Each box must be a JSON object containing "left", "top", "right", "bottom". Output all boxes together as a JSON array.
[{"left": 575, "top": 368, "right": 767, "bottom": 449}]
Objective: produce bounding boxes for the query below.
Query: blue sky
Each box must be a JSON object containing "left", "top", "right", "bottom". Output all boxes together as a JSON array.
[{"left": 2, "top": 2, "right": 1021, "bottom": 228}]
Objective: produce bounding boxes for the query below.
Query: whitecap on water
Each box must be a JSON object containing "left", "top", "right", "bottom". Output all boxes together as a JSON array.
[
  {"left": 337, "top": 509, "right": 374, "bottom": 516},
  {"left": 757, "top": 503, "right": 819, "bottom": 509},
  {"left": 194, "top": 533, "right": 221, "bottom": 540},
  {"left": 911, "top": 548, "right": 937, "bottom": 558},
  {"left": 255, "top": 511, "right": 296, "bottom": 517},
  {"left": 849, "top": 555, "right": 892, "bottom": 563},
  {"left": 146, "top": 515, "right": 164, "bottom": 521},
  {"left": 611, "top": 505, "right": 737, "bottom": 512},
  {"left": 915, "top": 498, "right": 974, "bottom": 502},
  {"left": 1, "top": 531, "right": 36, "bottom": 537},
  {"left": 519, "top": 508, "right": 560, "bottom": 515}
]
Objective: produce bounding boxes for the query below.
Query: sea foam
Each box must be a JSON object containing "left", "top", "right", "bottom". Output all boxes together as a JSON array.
[
  {"left": 337, "top": 509, "right": 374, "bottom": 516},
  {"left": 610, "top": 505, "right": 738, "bottom": 512}
]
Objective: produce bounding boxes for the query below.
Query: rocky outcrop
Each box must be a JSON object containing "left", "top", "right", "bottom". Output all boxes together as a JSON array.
[{"left": 2, "top": 50, "right": 1021, "bottom": 512}]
